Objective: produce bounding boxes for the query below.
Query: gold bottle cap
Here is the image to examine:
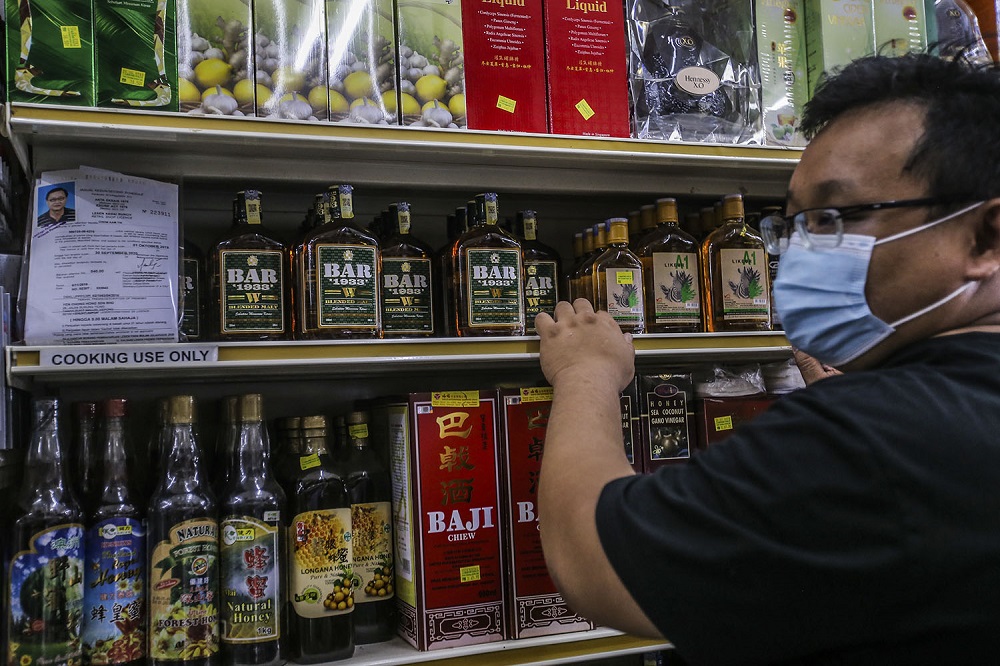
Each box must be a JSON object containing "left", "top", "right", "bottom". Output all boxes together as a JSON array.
[
  {"left": 721, "top": 194, "right": 745, "bottom": 221},
  {"left": 582, "top": 227, "right": 594, "bottom": 253},
  {"left": 640, "top": 204, "right": 656, "bottom": 231},
  {"left": 608, "top": 218, "right": 630, "bottom": 245},
  {"left": 627, "top": 210, "right": 641, "bottom": 236},
  {"left": 301, "top": 415, "right": 328, "bottom": 429},
  {"left": 655, "top": 198, "right": 678, "bottom": 225},
  {"left": 239, "top": 393, "right": 263, "bottom": 422},
  {"left": 168, "top": 395, "right": 196, "bottom": 425},
  {"left": 593, "top": 222, "right": 608, "bottom": 249},
  {"left": 573, "top": 231, "right": 584, "bottom": 258},
  {"left": 347, "top": 410, "right": 369, "bottom": 425}
]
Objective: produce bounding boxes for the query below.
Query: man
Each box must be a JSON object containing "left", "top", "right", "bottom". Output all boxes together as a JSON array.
[
  {"left": 536, "top": 54, "right": 1000, "bottom": 664},
  {"left": 37, "top": 187, "right": 75, "bottom": 227}
]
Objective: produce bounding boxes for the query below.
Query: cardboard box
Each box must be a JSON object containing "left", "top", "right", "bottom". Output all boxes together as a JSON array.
[
  {"left": 639, "top": 373, "right": 696, "bottom": 470},
  {"left": 544, "top": 0, "right": 630, "bottom": 137},
  {"left": 755, "top": 0, "right": 809, "bottom": 146},
  {"left": 177, "top": 0, "right": 254, "bottom": 115},
  {"left": 373, "top": 390, "right": 506, "bottom": 650},
  {"left": 697, "top": 396, "right": 776, "bottom": 447},
  {"left": 95, "top": 0, "right": 177, "bottom": 111},
  {"left": 499, "top": 388, "right": 595, "bottom": 639},
  {"left": 620, "top": 376, "right": 643, "bottom": 473},
  {"left": 326, "top": 0, "right": 398, "bottom": 125},
  {"left": 5, "top": 0, "right": 95, "bottom": 105},
  {"left": 804, "top": 0, "right": 874, "bottom": 97},
  {"left": 253, "top": 0, "right": 327, "bottom": 119},
  {"left": 396, "top": 0, "right": 467, "bottom": 128},
  {"left": 872, "top": 0, "right": 928, "bottom": 55}
]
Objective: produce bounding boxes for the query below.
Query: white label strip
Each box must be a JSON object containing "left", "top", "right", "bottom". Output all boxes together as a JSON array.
[{"left": 39, "top": 345, "right": 218, "bottom": 368}]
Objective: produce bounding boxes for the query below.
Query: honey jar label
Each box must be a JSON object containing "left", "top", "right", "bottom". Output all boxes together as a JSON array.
[
  {"left": 350, "top": 502, "right": 394, "bottom": 605},
  {"left": 220, "top": 516, "right": 280, "bottom": 643},
  {"left": 289, "top": 509, "right": 355, "bottom": 618}
]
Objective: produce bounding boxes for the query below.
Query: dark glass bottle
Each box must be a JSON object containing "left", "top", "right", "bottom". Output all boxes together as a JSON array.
[
  {"left": 182, "top": 240, "right": 206, "bottom": 342},
  {"left": 437, "top": 206, "right": 468, "bottom": 338},
  {"left": 638, "top": 197, "right": 702, "bottom": 333},
  {"left": 74, "top": 401, "right": 99, "bottom": 509},
  {"left": 568, "top": 226, "right": 595, "bottom": 302},
  {"left": 381, "top": 202, "right": 436, "bottom": 337},
  {"left": 518, "top": 210, "right": 561, "bottom": 334},
  {"left": 212, "top": 397, "right": 239, "bottom": 497},
  {"left": 83, "top": 398, "right": 147, "bottom": 666},
  {"left": 578, "top": 221, "right": 609, "bottom": 305},
  {"left": 147, "top": 396, "right": 220, "bottom": 666},
  {"left": 219, "top": 394, "right": 285, "bottom": 666},
  {"left": 6, "top": 399, "right": 85, "bottom": 666}
]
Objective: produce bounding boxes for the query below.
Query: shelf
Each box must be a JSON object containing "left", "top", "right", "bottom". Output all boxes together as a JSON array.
[{"left": 2, "top": 104, "right": 800, "bottom": 197}]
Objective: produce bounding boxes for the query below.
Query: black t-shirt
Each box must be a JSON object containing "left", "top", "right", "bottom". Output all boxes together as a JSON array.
[{"left": 596, "top": 332, "right": 1000, "bottom": 665}]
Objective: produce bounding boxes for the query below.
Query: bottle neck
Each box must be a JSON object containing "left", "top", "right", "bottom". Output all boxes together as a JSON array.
[
  {"left": 229, "top": 419, "right": 272, "bottom": 484},
  {"left": 22, "top": 411, "right": 75, "bottom": 508},
  {"left": 159, "top": 422, "right": 208, "bottom": 495},
  {"left": 95, "top": 418, "right": 135, "bottom": 510}
]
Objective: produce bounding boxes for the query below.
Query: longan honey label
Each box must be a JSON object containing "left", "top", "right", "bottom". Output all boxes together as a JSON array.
[
  {"left": 465, "top": 248, "right": 523, "bottom": 327},
  {"left": 651, "top": 252, "right": 701, "bottom": 324},
  {"left": 719, "top": 248, "right": 770, "bottom": 321},
  {"left": 220, "top": 250, "right": 286, "bottom": 333},
  {"left": 83, "top": 518, "right": 146, "bottom": 664},
  {"left": 289, "top": 508, "right": 355, "bottom": 618},
  {"left": 524, "top": 261, "right": 559, "bottom": 333},
  {"left": 381, "top": 257, "right": 433, "bottom": 333},
  {"left": 351, "top": 502, "right": 394, "bottom": 605},
  {"left": 316, "top": 244, "right": 379, "bottom": 329},
  {"left": 220, "top": 516, "right": 280, "bottom": 643}
]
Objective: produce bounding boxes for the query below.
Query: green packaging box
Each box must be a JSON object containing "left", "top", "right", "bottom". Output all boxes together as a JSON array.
[
  {"left": 326, "top": 0, "right": 397, "bottom": 124},
  {"left": 252, "top": 0, "right": 327, "bottom": 120},
  {"left": 177, "top": 0, "right": 254, "bottom": 115},
  {"left": 94, "top": 0, "right": 178, "bottom": 110},
  {"left": 755, "top": 0, "right": 808, "bottom": 146},
  {"left": 804, "top": 0, "right": 874, "bottom": 97},
  {"left": 872, "top": 0, "right": 928, "bottom": 56},
  {"left": 5, "top": 0, "right": 95, "bottom": 105}
]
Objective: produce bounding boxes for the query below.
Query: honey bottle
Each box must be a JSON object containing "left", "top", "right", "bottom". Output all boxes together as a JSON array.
[
  {"left": 592, "top": 218, "right": 645, "bottom": 334},
  {"left": 638, "top": 198, "right": 702, "bottom": 333}
]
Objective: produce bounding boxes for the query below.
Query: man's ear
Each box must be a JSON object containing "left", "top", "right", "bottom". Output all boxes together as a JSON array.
[{"left": 966, "top": 198, "right": 1000, "bottom": 280}]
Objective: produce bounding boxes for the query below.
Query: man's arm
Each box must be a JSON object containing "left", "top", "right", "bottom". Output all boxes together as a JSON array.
[{"left": 535, "top": 299, "right": 663, "bottom": 638}]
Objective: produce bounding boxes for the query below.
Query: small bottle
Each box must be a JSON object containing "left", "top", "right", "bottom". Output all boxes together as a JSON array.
[
  {"left": 73, "top": 400, "right": 99, "bottom": 509},
  {"left": 209, "top": 190, "right": 289, "bottom": 341},
  {"left": 592, "top": 218, "right": 645, "bottom": 334},
  {"left": 634, "top": 204, "right": 657, "bottom": 250},
  {"left": 565, "top": 231, "right": 584, "bottom": 299},
  {"left": 519, "top": 211, "right": 562, "bottom": 333},
  {"left": 638, "top": 198, "right": 702, "bottom": 333},
  {"left": 578, "top": 221, "right": 609, "bottom": 305},
  {"left": 701, "top": 194, "right": 772, "bottom": 332},
  {"left": 436, "top": 207, "right": 468, "bottom": 337},
  {"left": 568, "top": 226, "right": 595, "bottom": 302},
  {"left": 380, "top": 202, "right": 436, "bottom": 337},
  {"left": 182, "top": 240, "right": 206, "bottom": 341},
  {"left": 148, "top": 396, "right": 220, "bottom": 666},
  {"left": 7, "top": 399, "right": 85, "bottom": 666},
  {"left": 627, "top": 210, "right": 641, "bottom": 245}
]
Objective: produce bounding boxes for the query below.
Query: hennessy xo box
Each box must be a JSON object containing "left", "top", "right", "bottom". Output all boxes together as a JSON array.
[
  {"left": 500, "top": 388, "right": 595, "bottom": 639},
  {"left": 697, "top": 396, "right": 776, "bottom": 447},
  {"left": 639, "top": 373, "right": 696, "bottom": 470},
  {"left": 543, "top": 0, "right": 630, "bottom": 137},
  {"left": 373, "top": 391, "right": 506, "bottom": 650}
]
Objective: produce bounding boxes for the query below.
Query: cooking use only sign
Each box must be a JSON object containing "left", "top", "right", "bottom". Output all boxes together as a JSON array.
[{"left": 38, "top": 344, "right": 219, "bottom": 367}]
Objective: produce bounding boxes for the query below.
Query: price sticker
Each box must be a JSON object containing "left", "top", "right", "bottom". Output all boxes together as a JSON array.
[
  {"left": 460, "top": 565, "right": 481, "bottom": 583},
  {"left": 713, "top": 416, "right": 733, "bottom": 432},
  {"left": 119, "top": 67, "right": 146, "bottom": 87},
  {"left": 520, "top": 387, "right": 554, "bottom": 403},
  {"left": 496, "top": 95, "right": 517, "bottom": 114},
  {"left": 60, "top": 26, "right": 82, "bottom": 49},
  {"left": 349, "top": 424, "right": 369, "bottom": 439},
  {"left": 575, "top": 99, "right": 596, "bottom": 120},
  {"left": 299, "top": 453, "right": 322, "bottom": 470},
  {"left": 615, "top": 270, "right": 634, "bottom": 285},
  {"left": 432, "top": 391, "right": 480, "bottom": 407}
]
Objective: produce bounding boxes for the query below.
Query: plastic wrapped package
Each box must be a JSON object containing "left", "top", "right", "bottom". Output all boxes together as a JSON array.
[
  {"left": 627, "top": 0, "right": 762, "bottom": 143},
  {"left": 693, "top": 363, "right": 766, "bottom": 398},
  {"left": 933, "top": 0, "right": 994, "bottom": 64}
]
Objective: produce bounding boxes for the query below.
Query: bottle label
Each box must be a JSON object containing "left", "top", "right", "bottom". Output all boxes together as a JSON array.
[
  {"left": 381, "top": 257, "right": 433, "bottom": 333},
  {"left": 645, "top": 386, "right": 691, "bottom": 461},
  {"left": 316, "top": 244, "right": 379, "bottom": 329},
  {"left": 351, "top": 502, "right": 394, "bottom": 605},
  {"left": 220, "top": 250, "right": 285, "bottom": 333},
  {"left": 148, "top": 517, "right": 220, "bottom": 661},
  {"left": 524, "top": 261, "right": 559, "bottom": 333},
  {"left": 182, "top": 257, "right": 201, "bottom": 339},
  {"left": 719, "top": 248, "right": 770, "bottom": 321},
  {"left": 7, "top": 524, "right": 85, "bottom": 666},
  {"left": 83, "top": 518, "right": 146, "bottom": 665},
  {"left": 220, "top": 516, "right": 280, "bottom": 643},
  {"left": 290, "top": 509, "right": 355, "bottom": 618},
  {"left": 603, "top": 268, "right": 644, "bottom": 325},
  {"left": 465, "top": 248, "right": 523, "bottom": 328},
  {"left": 651, "top": 252, "right": 701, "bottom": 323}
]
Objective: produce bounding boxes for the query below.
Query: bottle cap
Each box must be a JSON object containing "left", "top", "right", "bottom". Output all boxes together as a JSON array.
[
  {"left": 721, "top": 193, "right": 745, "bottom": 221},
  {"left": 655, "top": 198, "right": 678, "bottom": 224},
  {"left": 347, "top": 410, "right": 369, "bottom": 425},
  {"left": 101, "top": 398, "right": 127, "bottom": 419},
  {"left": 301, "top": 415, "right": 328, "bottom": 429},
  {"left": 239, "top": 394, "right": 263, "bottom": 422},
  {"left": 608, "top": 218, "right": 630, "bottom": 245},
  {"left": 33, "top": 398, "right": 59, "bottom": 425},
  {"left": 628, "top": 210, "right": 641, "bottom": 236},
  {"left": 74, "top": 401, "right": 97, "bottom": 420},
  {"left": 168, "top": 395, "right": 195, "bottom": 425},
  {"left": 639, "top": 204, "right": 656, "bottom": 231}
]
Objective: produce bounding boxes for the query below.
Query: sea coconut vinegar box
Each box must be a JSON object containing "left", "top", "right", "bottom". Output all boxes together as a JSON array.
[{"left": 373, "top": 391, "right": 506, "bottom": 650}]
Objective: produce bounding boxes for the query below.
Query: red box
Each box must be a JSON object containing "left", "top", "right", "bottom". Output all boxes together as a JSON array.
[
  {"left": 543, "top": 0, "right": 630, "bottom": 136},
  {"left": 500, "top": 388, "right": 596, "bottom": 639},
  {"left": 697, "top": 396, "right": 776, "bottom": 447},
  {"left": 462, "top": 0, "right": 549, "bottom": 132},
  {"left": 373, "top": 391, "right": 506, "bottom": 650}
]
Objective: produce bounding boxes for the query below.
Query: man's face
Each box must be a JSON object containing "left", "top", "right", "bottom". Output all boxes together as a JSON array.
[{"left": 46, "top": 191, "right": 67, "bottom": 213}]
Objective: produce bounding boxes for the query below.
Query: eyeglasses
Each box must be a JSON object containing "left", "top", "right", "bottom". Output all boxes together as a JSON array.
[{"left": 759, "top": 196, "right": 971, "bottom": 255}]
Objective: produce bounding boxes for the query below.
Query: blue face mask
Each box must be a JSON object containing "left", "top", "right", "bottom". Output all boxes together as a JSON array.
[{"left": 773, "top": 202, "right": 981, "bottom": 367}]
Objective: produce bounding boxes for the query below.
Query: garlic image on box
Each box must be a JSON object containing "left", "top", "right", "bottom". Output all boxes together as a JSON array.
[
  {"left": 326, "top": 0, "right": 398, "bottom": 124},
  {"left": 177, "top": 0, "right": 255, "bottom": 116},
  {"left": 254, "top": 0, "right": 328, "bottom": 121},
  {"left": 396, "top": 0, "right": 466, "bottom": 129}
]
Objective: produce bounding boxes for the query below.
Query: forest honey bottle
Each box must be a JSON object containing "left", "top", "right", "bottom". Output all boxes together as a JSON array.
[
  {"left": 701, "top": 194, "right": 772, "bottom": 332},
  {"left": 380, "top": 202, "right": 436, "bottom": 337},
  {"left": 592, "top": 218, "right": 645, "bottom": 334},
  {"left": 518, "top": 210, "right": 561, "bottom": 333},
  {"left": 638, "top": 198, "right": 702, "bottom": 333}
]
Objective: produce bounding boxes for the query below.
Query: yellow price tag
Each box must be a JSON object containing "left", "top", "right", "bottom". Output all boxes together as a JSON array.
[
  {"left": 246, "top": 200, "right": 261, "bottom": 224},
  {"left": 299, "top": 453, "right": 322, "bottom": 470},
  {"left": 432, "top": 391, "right": 480, "bottom": 407},
  {"left": 349, "top": 424, "right": 369, "bottom": 439},
  {"left": 575, "top": 99, "right": 596, "bottom": 120},
  {"left": 60, "top": 26, "right": 82, "bottom": 49},
  {"left": 119, "top": 67, "right": 146, "bottom": 87},
  {"left": 496, "top": 95, "right": 517, "bottom": 113},
  {"left": 460, "top": 565, "right": 481, "bottom": 583},
  {"left": 714, "top": 416, "right": 733, "bottom": 432},
  {"left": 615, "top": 270, "right": 634, "bottom": 285},
  {"left": 520, "top": 387, "right": 554, "bottom": 403}
]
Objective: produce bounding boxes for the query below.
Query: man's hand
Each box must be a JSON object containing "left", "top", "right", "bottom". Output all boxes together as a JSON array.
[
  {"left": 792, "top": 348, "right": 843, "bottom": 385},
  {"left": 535, "top": 299, "right": 635, "bottom": 392}
]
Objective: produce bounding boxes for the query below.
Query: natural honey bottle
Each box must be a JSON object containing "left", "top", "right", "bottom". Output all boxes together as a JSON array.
[
  {"left": 452, "top": 192, "right": 525, "bottom": 336},
  {"left": 638, "top": 198, "right": 702, "bottom": 333},
  {"left": 518, "top": 210, "right": 561, "bottom": 333},
  {"left": 701, "top": 194, "right": 772, "bottom": 332},
  {"left": 380, "top": 202, "right": 436, "bottom": 337},
  {"left": 209, "top": 190, "right": 289, "bottom": 341},
  {"left": 182, "top": 240, "right": 206, "bottom": 341},
  {"left": 568, "top": 226, "right": 594, "bottom": 301},
  {"left": 298, "top": 184, "right": 381, "bottom": 340},
  {"left": 592, "top": 218, "right": 645, "bottom": 334},
  {"left": 578, "top": 221, "right": 609, "bottom": 305}
]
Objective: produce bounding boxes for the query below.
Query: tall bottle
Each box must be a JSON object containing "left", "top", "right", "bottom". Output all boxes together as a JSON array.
[
  {"left": 638, "top": 198, "right": 702, "bottom": 333},
  {"left": 453, "top": 193, "right": 525, "bottom": 336},
  {"left": 6, "top": 399, "right": 85, "bottom": 666},
  {"left": 565, "top": 231, "right": 584, "bottom": 300},
  {"left": 74, "top": 401, "right": 100, "bottom": 507},
  {"left": 219, "top": 394, "right": 285, "bottom": 666},
  {"left": 633, "top": 204, "right": 657, "bottom": 250},
  {"left": 380, "top": 202, "right": 436, "bottom": 337},
  {"left": 284, "top": 416, "right": 354, "bottom": 663},
  {"left": 342, "top": 411, "right": 394, "bottom": 644},
  {"left": 212, "top": 397, "right": 239, "bottom": 496},
  {"left": 568, "top": 226, "right": 595, "bottom": 302},
  {"left": 182, "top": 240, "right": 206, "bottom": 341},
  {"left": 298, "top": 184, "right": 381, "bottom": 340},
  {"left": 578, "top": 221, "right": 609, "bottom": 305},
  {"left": 518, "top": 211, "right": 562, "bottom": 334},
  {"left": 592, "top": 218, "right": 645, "bottom": 334},
  {"left": 209, "top": 190, "right": 289, "bottom": 341},
  {"left": 148, "top": 396, "right": 220, "bottom": 666},
  {"left": 701, "top": 194, "right": 772, "bottom": 332},
  {"left": 83, "top": 398, "right": 147, "bottom": 666}
]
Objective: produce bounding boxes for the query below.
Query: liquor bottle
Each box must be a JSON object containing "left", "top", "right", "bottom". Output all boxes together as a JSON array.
[
  {"left": 6, "top": 399, "right": 85, "bottom": 666},
  {"left": 518, "top": 210, "right": 561, "bottom": 333},
  {"left": 284, "top": 416, "right": 354, "bottom": 663},
  {"left": 592, "top": 218, "right": 645, "bottom": 334},
  {"left": 701, "top": 194, "right": 772, "bottom": 332},
  {"left": 380, "top": 202, "right": 436, "bottom": 337},
  {"left": 699, "top": 206, "right": 718, "bottom": 241},
  {"left": 437, "top": 207, "right": 469, "bottom": 337},
  {"left": 568, "top": 226, "right": 595, "bottom": 302},
  {"left": 298, "top": 184, "right": 381, "bottom": 340},
  {"left": 83, "top": 398, "right": 146, "bottom": 666},
  {"left": 683, "top": 211, "right": 702, "bottom": 239},
  {"left": 213, "top": 396, "right": 239, "bottom": 496},
  {"left": 209, "top": 190, "right": 289, "bottom": 341},
  {"left": 182, "top": 240, "right": 206, "bottom": 341},
  {"left": 292, "top": 194, "right": 327, "bottom": 339},
  {"left": 148, "top": 395, "right": 220, "bottom": 666},
  {"left": 758, "top": 205, "right": 784, "bottom": 330},
  {"left": 634, "top": 204, "right": 657, "bottom": 250},
  {"left": 74, "top": 400, "right": 99, "bottom": 509},
  {"left": 566, "top": 230, "right": 584, "bottom": 297},
  {"left": 452, "top": 192, "right": 525, "bottom": 336},
  {"left": 638, "top": 198, "right": 702, "bottom": 333},
  {"left": 578, "top": 221, "right": 609, "bottom": 305},
  {"left": 272, "top": 417, "right": 302, "bottom": 491},
  {"left": 343, "top": 411, "right": 394, "bottom": 644},
  {"left": 219, "top": 394, "right": 285, "bottom": 666},
  {"left": 627, "top": 210, "right": 641, "bottom": 244}
]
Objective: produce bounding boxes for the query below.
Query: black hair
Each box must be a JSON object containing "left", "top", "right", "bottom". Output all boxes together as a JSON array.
[
  {"left": 46, "top": 187, "right": 68, "bottom": 200},
  {"left": 801, "top": 53, "right": 1000, "bottom": 201}
]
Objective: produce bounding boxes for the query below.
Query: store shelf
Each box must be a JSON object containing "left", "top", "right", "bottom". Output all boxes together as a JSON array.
[{"left": 2, "top": 104, "right": 800, "bottom": 197}]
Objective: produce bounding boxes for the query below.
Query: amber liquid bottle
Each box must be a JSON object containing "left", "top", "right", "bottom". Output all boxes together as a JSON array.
[
  {"left": 701, "top": 194, "right": 772, "bottom": 332},
  {"left": 437, "top": 206, "right": 468, "bottom": 338},
  {"left": 578, "top": 221, "right": 609, "bottom": 305},
  {"left": 638, "top": 198, "right": 702, "bottom": 333},
  {"left": 519, "top": 211, "right": 562, "bottom": 333},
  {"left": 568, "top": 227, "right": 595, "bottom": 302},
  {"left": 565, "top": 231, "right": 584, "bottom": 300},
  {"left": 182, "top": 240, "right": 206, "bottom": 341},
  {"left": 592, "top": 218, "right": 645, "bottom": 334},
  {"left": 290, "top": 195, "right": 325, "bottom": 339},
  {"left": 633, "top": 203, "right": 657, "bottom": 250},
  {"left": 209, "top": 190, "right": 289, "bottom": 341},
  {"left": 381, "top": 202, "right": 436, "bottom": 337}
]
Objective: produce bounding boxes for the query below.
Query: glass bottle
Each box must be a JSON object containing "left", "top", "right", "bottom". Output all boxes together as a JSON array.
[
  {"left": 758, "top": 205, "right": 784, "bottom": 330},
  {"left": 212, "top": 396, "right": 239, "bottom": 497},
  {"left": 74, "top": 401, "right": 99, "bottom": 510},
  {"left": 578, "top": 221, "right": 609, "bottom": 305},
  {"left": 148, "top": 395, "right": 220, "bottom": 666},
  {"left": 627, "top": 210, "right": 641, "bottom": 245},
  {"left": 291, "top": 195, "right": 326, "bottom": 339},
  {"left": 569, "top": 226, "right": 595, "bottom": 302},
  {"left": 437, "top": 206, "right": 468, "bottom": 338},
  {"left": 592, "top": 218, "right": 645, "bottom": 333},
  {"left": 565, "top": 231, "right": 584, "bottom": 300},
  {"left": 380, "top": 202, "right": 436, "bottom": 337},
  {"left": 6, "top": 399, "right": 85, "bottom": 666},
  {"left": 701, "top": 194, "right": 772, "bottom": 332},
  {"left": 182, "top": 240, "right": 206, "bottom": 342},
  {"left": 634, "top": 204, "right": 657, "bottom": 250},
  {"left": 146, "top": 398, "right": 170, "bottom": 506},
  {"left": 219, "top": 394, "right": 285, "bottom": 666},
  {"left": 638, "top": 198, "right": 702, "bottom": 333},
  {"left": 83, "top": 398, "right": 146, "bottom": 666},
  {"left": 209, "top": 190, "right": 289, "bottom": 341},
  {"left": 518, "top": 210, "right": 562, "bottom": 333}
]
